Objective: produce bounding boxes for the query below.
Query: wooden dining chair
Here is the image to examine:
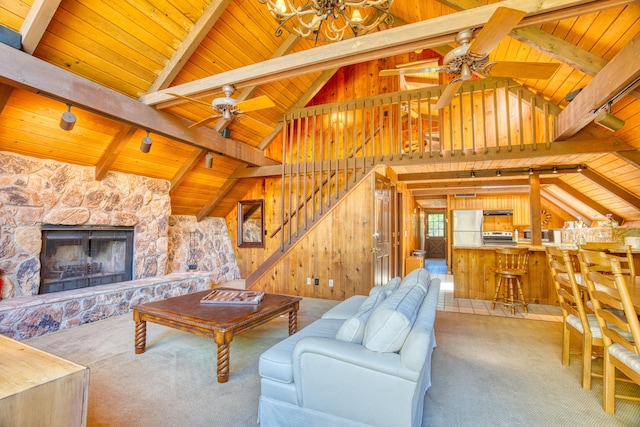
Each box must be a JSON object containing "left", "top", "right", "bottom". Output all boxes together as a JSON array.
[
  {"left": 579, "top": 242, "right": 636, "bottom": 282},
  {"left": 545, "top": 246, "right": 603, "bottom": 389},
  {"left": 491, "top": 247, "right": 529, "bottom": 315},
  {"left": 577, "top": 249, "right": 640, "bottom": 414}
]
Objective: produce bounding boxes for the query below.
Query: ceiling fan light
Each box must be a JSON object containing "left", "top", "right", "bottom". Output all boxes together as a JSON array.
[
  {"left": 460, "top": 63, "right": 472, "bottom": 81},
  {"left": 223, "top": 109, "right": 232, "bottom": 120},
  {"left": 351, "top": 10, "right": 363, "bottom": 24}
]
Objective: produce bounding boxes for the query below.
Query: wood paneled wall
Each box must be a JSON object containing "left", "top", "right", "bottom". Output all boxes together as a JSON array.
[{"left": 228, "top": 169, "right": 381, "bottom": 300}]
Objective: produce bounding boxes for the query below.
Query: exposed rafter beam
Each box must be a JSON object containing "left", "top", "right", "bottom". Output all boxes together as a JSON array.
[
  {"left": 544, "top": 178, "right": 623, "bottom": 223},
  {"left": 580, "top": 167, "right": 640, "bottom": 209},
  {"left": 141, "top": 0, "right": 622, "bottom": 107},
  {"left": 0, "top": 43, "right": 276, "bottom": 167},
  {"left": 95, "top": 126, "right": 137, "bottom": 180},
  {"left": 19, "top": 0, "right": 61, "bottom": 54},
  {"left": 541, "top": 190, "right": 594, "bottom": 224},
  {"left": 149, "top": 0, "right": 231, "bottom": 93},
  {"left": 556, "top": 30, "right": 640, "bottom": 138}
]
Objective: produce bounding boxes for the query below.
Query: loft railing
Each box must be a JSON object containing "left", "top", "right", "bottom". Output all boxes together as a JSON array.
[{"left": 277, "top": 77, "right": 560, "bottom": 250}]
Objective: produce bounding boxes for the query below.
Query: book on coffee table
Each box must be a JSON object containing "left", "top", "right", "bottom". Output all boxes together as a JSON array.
[{"left": 200, "top": 289, "right": 265, "bottom": 305}]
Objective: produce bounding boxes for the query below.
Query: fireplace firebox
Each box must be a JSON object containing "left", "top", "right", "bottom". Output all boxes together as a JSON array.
[{"left": 40, "top": 225, "right": 134, "bottom": 294}]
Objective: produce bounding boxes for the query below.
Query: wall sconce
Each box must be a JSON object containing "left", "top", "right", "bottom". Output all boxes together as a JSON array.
[
  {"left": 205, "top": 152, "right": 213, "bottom": 169},
  {"left": 59, "top": 104, "right": 76, "bottom": 131},
  {"left": 140, "top": 130, "right": 152, "bottom": 153}
]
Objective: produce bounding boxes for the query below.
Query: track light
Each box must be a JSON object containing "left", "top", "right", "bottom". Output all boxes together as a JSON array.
[
  {"left": 552, "top": 166, "right": 558, "bottom": 173},
  {"left": 470, "top": 171, "right": 476, "bottom": 178},
  {"left": 205, "top": 152, "right": 213, "bottom": 169},
  {"left": 576, "top": 165, "right": 583, "bottom": 172},
  {"left": 59, "top": 104, "right": 76, "bottom": 131},
  {"left": 528, "top": 168, "right": 534, "bottom": 175},
  {"left": 140, "top": 131, "right": 152, "bottom": 153},
  {"left": 594, "top": 104, "right": 625, "bottom": 132},
  {"left": 496, "top": 170, "right": 501, "bottom": 177}
]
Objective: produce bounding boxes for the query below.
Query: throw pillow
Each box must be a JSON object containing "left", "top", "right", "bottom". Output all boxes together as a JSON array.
[
  {"left": 369, "top": 276, "right": 401, "bottom": 298},
  {"left": 335, "top": 290, "right": 386, "bottom": 344},
  {"left": 363, "top": 284, "right": 426, "bottom": 353},
  {"left": 398, "top": 267, "right": 430, "bottom": 291}
]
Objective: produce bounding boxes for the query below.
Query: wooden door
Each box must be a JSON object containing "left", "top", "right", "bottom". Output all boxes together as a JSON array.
[
  {"left": 425, "top": 210, "right": 446, "bottom": 259},
  {"left": 373, "top": 174, "right": 392, "bottom": 287}
]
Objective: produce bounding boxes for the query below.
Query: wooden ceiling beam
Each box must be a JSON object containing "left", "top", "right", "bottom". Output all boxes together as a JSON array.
[
  {"left": 95, "top": 126, "right": 137, "bottom": 181},
  {"left": 0, "top": 43, "right": 276, "bottom": 167},
  {"left": 544, "top": 177, "right": 623, "bottom": 223},
  {"left": 19, "top": 0, "right": 61, "bottom": 54},
  {"left": 541, "top": 191, "right": 594, "bottom": 225},
  {"left": 148, "top": 0, "right": 231, "bottom": 93},
  {"left": 580, "top": 167, "right": 640, "bottom": 209},
  {"left": 141, "top": 0, "right": 615, "bottom": 107},
  {"left": 556, "top": 30, "right": 640, "bottom": 139}
]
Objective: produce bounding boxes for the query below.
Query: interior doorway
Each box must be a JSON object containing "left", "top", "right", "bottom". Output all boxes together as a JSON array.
[{"left": 425, "top": 210, "right": 446, "bottom": 259}]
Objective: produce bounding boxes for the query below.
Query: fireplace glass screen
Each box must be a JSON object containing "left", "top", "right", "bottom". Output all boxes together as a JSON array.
[{"left": 40, "top": 225, "right": 134, "bottom": 294}]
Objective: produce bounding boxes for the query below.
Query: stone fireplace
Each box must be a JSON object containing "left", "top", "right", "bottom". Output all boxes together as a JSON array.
[
  {"left": 40, "top": 225, "right": 134, "bottom": 293},
  {"left": 0, "top": 152, "right": 242, "bottom": 340}
]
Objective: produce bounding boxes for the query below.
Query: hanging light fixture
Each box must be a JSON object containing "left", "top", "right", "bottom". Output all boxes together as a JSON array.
[
  {"left": 552, "top": 166, "right": 558, "bottom": 173},
  {"left": 205, "top": 152, "right": 213, "bottom": 169},
  {"left": 258, "top": 0, "right": 395, "bottom": 45},
  {"left": 59, "top": 104, "right": 76, "bottom": 131},
  {"left": 140, "top": 131, "right": 152, "bottom": 153},
  {"left": 576, "top": 164, "right": 583, "bottom": 172},
  {"left": 594, "top": 102, "right": 625, "bottom": 132},
  {"left": 496, "top": 170, "right": 501, "bottom": 177}
]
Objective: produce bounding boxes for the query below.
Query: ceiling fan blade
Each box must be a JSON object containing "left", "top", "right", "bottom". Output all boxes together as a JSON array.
[
  {"left": 379, "top": 66, "right": 444, "bottom": 77},
  {"left": 435, "top": 80, "right": 464, "bottom": 110},
  {"left": 468, "top": 7, "right": 526, "bottom": 56},
  {"left": 168, "top": 93, "right": 211, "bottom": 108},
  {"left": 188, "top": 115, "right": 220, "bottom": 129},
  {"left": 236, "top": 95, "right": 275, "bottom": 113},
  {"left": 483, "top": 62, "right": 560, "bottom": 79}
]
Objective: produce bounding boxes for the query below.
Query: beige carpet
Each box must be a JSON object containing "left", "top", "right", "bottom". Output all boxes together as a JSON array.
[{"left": 25, "top": 298, "right": 640, "bottom": 426}]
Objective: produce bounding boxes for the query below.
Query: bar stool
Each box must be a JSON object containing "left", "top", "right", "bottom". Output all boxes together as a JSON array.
[{"left": 491, "top": 247, "right": 530, "bottom": 315}]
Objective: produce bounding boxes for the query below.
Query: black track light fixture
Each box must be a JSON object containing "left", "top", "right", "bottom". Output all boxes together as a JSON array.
[{"left": 140, "top": 131, "right": 152, "bottom": 153}]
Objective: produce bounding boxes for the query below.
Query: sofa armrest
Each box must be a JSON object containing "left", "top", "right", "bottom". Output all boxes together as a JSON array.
[{"left": 291, "top": 336, "right": 420, "bottom": 426}]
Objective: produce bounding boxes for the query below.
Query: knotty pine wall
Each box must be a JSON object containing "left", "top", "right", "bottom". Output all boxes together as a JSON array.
[{"left": 227, "top": 169, "right": 387, "bottom": 300}]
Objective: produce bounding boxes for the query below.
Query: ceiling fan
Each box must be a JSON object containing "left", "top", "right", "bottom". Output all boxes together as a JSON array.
[
  {"left": 379, "top": 7, "right": 561, "bottom": 110},
  {"left": 169, "top": 85, "right": 275, "bottom": 129}
]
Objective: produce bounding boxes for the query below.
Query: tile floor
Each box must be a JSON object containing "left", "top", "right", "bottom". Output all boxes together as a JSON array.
[{"left": 425, "top": 259, "right": 563, "bottom": 323}]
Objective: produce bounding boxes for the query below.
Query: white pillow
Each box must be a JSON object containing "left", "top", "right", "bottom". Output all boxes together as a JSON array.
[
  {"left": 335, "top": 290, "right": 386, "bottom": 344},
  {"left": 363, "top": 284, "right": 426, "bottom": 353},
  {"left": 369, "top": 277, "right": 401, "bottom": 298}
]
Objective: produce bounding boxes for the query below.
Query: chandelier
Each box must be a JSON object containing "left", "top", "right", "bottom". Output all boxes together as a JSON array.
[{"left": 258, "top": 0, "right": 395, "bottom": 45}]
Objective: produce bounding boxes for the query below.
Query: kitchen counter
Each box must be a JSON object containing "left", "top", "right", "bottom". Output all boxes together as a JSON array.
[{"left": 452, "top": 246, "right": 555, "bottom": 304}]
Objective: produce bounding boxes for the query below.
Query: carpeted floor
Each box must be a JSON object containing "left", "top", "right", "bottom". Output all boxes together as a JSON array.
[{"left": 25, "top": 298, "right": 640, "bottom": 426}]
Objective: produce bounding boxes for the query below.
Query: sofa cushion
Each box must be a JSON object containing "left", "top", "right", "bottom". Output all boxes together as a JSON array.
[
  {"left": 259, "top": 318, "right": 345, "bottom": 384},
  {"left": 398, "top": 268, "right": 430, "bottom": 292},
  {"left": 363, "top": 284, "right": 426, "bottom": 353},
  {"left": 321, "top": 295, "right": 367, "bottom": 320},
  {"left": 369, "top": 276, "right": 401, "bottom": 298},
  {"left": 335, "top": 290, "right": 386, "bottom": 344}
]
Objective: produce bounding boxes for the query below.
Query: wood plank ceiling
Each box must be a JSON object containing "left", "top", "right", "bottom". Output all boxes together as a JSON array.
[{"left": 0, "top": 0, "right": 639, "bottom": 222}]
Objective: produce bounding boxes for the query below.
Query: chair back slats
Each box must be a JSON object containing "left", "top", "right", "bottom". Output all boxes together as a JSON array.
[
  {"left": 546, "top": 247, "right": 586, "bottom": 330},
  {"left": 495, "top": 248, "right": 529, "bottom": 274},
  {"left": 579, "top": 249, "right": 640, "bottom": 355},
  {"left": 579, "top": 242, "right": 636, "bottom": 281}
]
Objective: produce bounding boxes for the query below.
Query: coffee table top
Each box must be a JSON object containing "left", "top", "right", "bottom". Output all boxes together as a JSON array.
[{"left": 133, "top": 289, "right": 301, "bottom": 331}]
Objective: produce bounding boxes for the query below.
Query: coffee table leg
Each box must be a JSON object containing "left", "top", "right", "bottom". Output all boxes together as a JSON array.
[
  {"left": 217, "top": 343, "right": 230, "bottom": 383},
  {"left": 288, "top": 308, "right": 298, "bottom": 335},
  {"left": 134, "top": 311, "right": 147, "bottom": 354}
]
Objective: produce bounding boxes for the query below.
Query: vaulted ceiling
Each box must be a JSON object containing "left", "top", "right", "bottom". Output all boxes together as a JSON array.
[{"left": 1, "top": 0, "right": 639, "bottom": 224}]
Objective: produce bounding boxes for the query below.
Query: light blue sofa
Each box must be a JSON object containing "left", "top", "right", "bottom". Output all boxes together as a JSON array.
[{"left": 258, "top": 268, "right": 440, "bottom": 427}]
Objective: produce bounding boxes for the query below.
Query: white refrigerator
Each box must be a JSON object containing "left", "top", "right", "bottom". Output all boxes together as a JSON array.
[{"left": 452, "top": 210, "right": 484, "bottom": 247}]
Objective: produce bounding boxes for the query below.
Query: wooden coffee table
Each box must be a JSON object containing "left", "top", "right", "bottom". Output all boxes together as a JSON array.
[{"left": 132, "top": 289, "right": 301, "bottom": 383}]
